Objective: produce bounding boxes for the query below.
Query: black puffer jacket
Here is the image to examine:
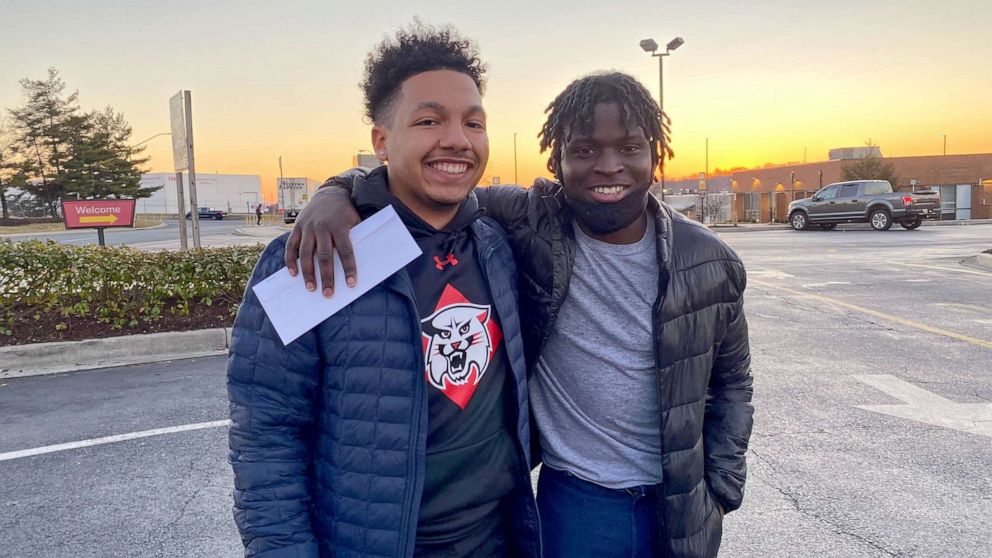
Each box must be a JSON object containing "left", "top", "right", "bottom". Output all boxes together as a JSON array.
[{"left": 475, "top": 180, "right": 754, "bottom": 558}]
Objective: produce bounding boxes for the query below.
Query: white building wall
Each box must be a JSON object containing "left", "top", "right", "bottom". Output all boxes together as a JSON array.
[{"left": 137, "top": 173, "right": 262, "bottom": 215}]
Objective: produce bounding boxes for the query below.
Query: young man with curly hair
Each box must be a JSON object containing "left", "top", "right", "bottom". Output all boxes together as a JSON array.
[
  {"left": 227, "top": 23, "right": 540, "bottom": 558},
  {"left": 289, "top": 71, "right": 754, "bottom": 558}
]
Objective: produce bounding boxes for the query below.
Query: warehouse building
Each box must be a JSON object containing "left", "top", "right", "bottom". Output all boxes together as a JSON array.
[{"left": 135, "top": 173, "right": 262, "bottom": 215}]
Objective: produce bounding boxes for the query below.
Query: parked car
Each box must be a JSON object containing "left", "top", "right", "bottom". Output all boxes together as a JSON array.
[
  {"left": 185, "top": 207, "right": 226, "bottom": 221},
  {"left": 788, "top": 180, "right": 940, "bottom": 231}
]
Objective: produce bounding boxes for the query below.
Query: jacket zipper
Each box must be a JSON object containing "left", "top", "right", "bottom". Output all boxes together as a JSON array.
[
  {"left": 393, "top": 273, "right": 427, "bottom": 558},
  {"left": 537, "top": 192, "right": 570, "bottom": 357},
  {"left": 651, "top": 202, "right": 674, "bottom": 554}
]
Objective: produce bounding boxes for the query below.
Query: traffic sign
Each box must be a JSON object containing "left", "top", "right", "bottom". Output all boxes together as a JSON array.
[
  {"left": 63, "top": 200, "right": 136, "bottom": 230},
  {"left": 170, "top": 91, "right": 188, "bottom": 172}
]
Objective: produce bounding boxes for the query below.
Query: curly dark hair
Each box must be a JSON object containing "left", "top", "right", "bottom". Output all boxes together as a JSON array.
[
  {"left": 538, "top": 71, "right": 674, "bottom": 179},
  {"left": 361, "top": 21, "right": 486, "bottom": 125}
]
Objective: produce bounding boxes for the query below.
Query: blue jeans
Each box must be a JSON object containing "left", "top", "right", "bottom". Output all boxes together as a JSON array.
[{"left": 537, "top": 466, "right": 659, "bottom": 558}]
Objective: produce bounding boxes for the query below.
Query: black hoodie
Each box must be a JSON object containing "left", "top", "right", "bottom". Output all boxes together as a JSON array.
[{"left": 353, "top": 167, "right": 521, "bottom": 554}]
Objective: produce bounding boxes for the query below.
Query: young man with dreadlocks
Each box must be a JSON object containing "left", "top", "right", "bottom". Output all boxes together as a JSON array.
[
  {"left": 288, "top": 71, "right": 754, "bottom": 558},
  {"left": 228, "top": 23, "right": 541, "bottom": 558}
]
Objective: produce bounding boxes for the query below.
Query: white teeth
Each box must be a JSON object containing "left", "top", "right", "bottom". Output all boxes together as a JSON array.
[
  {"left": 592, "top": 185, "right": 625, "bottom": 195},
  {"left": 431, "top": 162, "right": 468, "bottom": 174}
]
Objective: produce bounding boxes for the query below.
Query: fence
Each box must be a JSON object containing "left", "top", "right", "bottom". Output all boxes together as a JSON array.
[
  {"left": 242, "top": 214, "right": 285, "bottom": 226},
  {"left": 665, "top": 193, "right": 735, "bottom": 224},
  {"left": 663, "top": 191, "right": 818, "bottom": 225}
]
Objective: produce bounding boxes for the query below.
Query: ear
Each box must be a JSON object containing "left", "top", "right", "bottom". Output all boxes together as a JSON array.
[
  {"left": 371, "top": 126, "right": 388, "bottom": 161},
  {"left": 475, "top": 307, "right": 489, "bottom": 324}
]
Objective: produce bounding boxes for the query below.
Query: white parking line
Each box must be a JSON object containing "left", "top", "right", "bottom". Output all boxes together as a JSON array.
[{"left": 0, "top": 420, "right": 231, "bottom": 463}]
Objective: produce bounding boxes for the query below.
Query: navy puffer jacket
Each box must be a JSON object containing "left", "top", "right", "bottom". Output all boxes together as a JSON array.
[{"left": 227, "top": 202, "right": 540, "bottom": 557}]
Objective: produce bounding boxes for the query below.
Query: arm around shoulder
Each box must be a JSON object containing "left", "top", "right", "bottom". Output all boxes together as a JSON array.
[
  {"left": 228, "top": 236, "right": 323, "bottom": 557},
  {"left": 474, "top": 185, "right": 531, "bottom": 233}
]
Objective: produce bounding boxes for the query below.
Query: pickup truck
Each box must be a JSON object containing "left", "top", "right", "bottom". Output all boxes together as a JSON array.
[
  {"left": 185, "top": 207, "right": 226, "bottom": 221},
  {"left": 788, "top": 180, "right": 940, "bottom": 231}
]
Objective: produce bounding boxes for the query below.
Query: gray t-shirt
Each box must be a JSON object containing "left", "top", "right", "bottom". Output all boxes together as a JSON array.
[{"left": 530, "top": 218, "right": 663, "bottom": 489}]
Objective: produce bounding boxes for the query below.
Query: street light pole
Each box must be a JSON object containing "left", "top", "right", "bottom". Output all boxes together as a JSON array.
[
  {"left": 942, "top": 134, "right": 947, "bottom": 156},
  {"left": 640, "top": 36, "right": 684, "bottom": 203},
  {"left": 128, "top": 132, "right": 171, "bottom": 161}
]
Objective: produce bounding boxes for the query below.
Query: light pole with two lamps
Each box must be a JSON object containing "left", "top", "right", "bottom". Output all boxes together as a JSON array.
[{"left": 639, "top": 36, "right": 684, "bottom": 202}]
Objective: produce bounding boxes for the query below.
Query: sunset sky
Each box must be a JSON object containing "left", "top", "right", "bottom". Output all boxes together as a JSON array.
[{"left": 3, "top": 0, "right": 990, "bottom": 202}]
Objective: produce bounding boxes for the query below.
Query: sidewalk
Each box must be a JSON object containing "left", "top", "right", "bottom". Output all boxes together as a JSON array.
[
  {"left": 709, "top": 218, "right": 992, "bottom": 232},
  {"left": 233, "top": 224, "right": 292, "bottom": 239}
]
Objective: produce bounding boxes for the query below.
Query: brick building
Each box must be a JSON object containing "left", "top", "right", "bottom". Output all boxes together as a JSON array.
[{"left": 688, "top": 153, "right": 992, "bottom": 223}]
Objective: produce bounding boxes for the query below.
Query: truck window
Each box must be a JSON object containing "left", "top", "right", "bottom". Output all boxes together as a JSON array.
[
  {"left": 840, "top": 184, "right": 859, "bottom": 197},
  {"left": 818, "top": 186, "right": 840, "bottom": 200},
  {"left": 863, "top": 182, "right": 892, "bottom": 195}
]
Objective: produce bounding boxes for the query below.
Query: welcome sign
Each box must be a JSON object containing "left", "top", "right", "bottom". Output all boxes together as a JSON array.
[{"left": 63, "top": 200, "right": 136, "bottom": 229}]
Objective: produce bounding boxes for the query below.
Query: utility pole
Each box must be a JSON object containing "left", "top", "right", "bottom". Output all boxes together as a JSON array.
[{"left": 704, "top": 137, "right": 709, "bottom": 191}]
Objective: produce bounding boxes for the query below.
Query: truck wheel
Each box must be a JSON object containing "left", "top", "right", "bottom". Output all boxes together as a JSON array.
[
  {"left": 790, "top": 212, "right": 809, "bottom": 231},
  {"left": 869, "top": 208, "right": 892, "bottom": 231},
  {"left": 900, "top": 216, "right": 922, "bottom": 230}
]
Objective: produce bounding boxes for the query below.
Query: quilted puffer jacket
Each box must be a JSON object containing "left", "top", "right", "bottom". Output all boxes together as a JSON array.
[
  {"left": 227, "top": 209, "right": 540, "bottom": 557},
  {"left": 475, "top": 180, "right": 754, "bottom": 558}
]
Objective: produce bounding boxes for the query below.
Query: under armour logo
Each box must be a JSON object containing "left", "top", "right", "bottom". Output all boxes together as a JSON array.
[{"left": 434, "top": 253, "right": 459, "bottom": 270}]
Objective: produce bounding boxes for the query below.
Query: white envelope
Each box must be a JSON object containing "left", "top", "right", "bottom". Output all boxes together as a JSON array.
[{"left": 253, "top": 205, "right": 422, "bottom": 345}]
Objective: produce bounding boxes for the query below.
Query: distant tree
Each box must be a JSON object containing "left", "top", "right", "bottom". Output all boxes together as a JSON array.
[
  {"left": 0, "top": 125, "right": 18, "bottom": 219},
  {"left": 63, "top": 107, "right": 158, "bottom": 200},
  {"left": 841, "top": 139, "right": 901, "bottom": 188},
  {"left": 6, "top": 68, "right": 81, "bottom": 216},
  {"left": 7, "top": 69, "right": 158, "bottom": 215}
]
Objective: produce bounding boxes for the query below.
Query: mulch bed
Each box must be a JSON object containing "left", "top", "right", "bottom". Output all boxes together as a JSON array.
[{"left": 2, "top": 303, "right": 235, "bottom": 347}]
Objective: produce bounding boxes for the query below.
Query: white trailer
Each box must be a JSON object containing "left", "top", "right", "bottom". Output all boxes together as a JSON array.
[{"left": 278, "top": 177, "right": 319, "bottom": 223}]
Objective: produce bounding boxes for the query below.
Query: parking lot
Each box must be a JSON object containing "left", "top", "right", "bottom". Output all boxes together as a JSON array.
[{"left": 2, "top": 224, "right": 990, "bottom": 557}]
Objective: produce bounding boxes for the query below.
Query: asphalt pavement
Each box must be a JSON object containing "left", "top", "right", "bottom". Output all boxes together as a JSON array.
[{"left": 1, "top": 225, "right": 990, "bottom": 557}]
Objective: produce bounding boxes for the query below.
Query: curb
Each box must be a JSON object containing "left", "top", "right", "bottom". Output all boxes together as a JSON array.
[
  {"left": 233, "top": 226, "right": 291, "bottom": 239},
  {"left": 0, "top": 328, "right": 230, "bottom": 379},
  {"left": 0, "top": 221, "right": 168, "bottom": 239},
  {"left": 921, "top": 219, "right": 992, "bottom": 227},
  {"left": 976, "top": 252, "right": 992, "bottom": 271}
]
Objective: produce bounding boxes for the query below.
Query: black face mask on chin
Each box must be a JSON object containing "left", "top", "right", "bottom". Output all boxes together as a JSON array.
[{"left": 563, "top": 189, "right": 649, "bottom": 236}]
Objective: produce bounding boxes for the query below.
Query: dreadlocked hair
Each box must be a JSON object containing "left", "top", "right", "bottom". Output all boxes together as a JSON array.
[
  {"left": 538, "top": 71, "right": 674, "bottom": 178},
  {"left": 361, "top": 19, "right": 486, "bottom": 125}
]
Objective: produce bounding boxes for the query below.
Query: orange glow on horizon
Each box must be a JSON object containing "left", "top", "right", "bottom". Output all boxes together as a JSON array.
[{"left": 5, "top": 2, "right": 986, "bottom": 202}]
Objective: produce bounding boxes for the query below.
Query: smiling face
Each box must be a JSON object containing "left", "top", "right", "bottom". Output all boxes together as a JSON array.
[
  {"left": 371, "top": 69, "right": 488, "bottom": 228},
  {"left": 559, "top": 102, "right": 656, "bottom": 244}
]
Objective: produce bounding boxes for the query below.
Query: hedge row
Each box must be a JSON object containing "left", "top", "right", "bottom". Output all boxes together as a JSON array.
[{"left": 0, "top": 240, "right": 264, "bottom": 337}]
